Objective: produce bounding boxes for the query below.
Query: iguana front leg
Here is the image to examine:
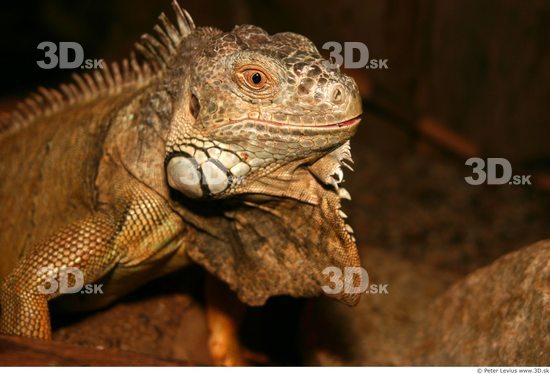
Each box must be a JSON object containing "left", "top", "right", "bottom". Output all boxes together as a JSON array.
[{"left": 0, "top": 180, "right": 184, "bottom": 339}]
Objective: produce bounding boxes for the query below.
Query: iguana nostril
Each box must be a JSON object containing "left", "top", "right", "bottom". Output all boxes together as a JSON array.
[{"left": 332, "top": 86, "right": 344, "bottom": 104}]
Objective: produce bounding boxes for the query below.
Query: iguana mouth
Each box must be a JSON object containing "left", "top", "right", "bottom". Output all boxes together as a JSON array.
[
  {"left": 313, "top": 115, "right": 361, "bottom": 129},
  {"left": 209, "top": 115, "right": 362, "bottom": 131},
  {"left": 257, "top": 114, "right": 362, "bottom": 130}
]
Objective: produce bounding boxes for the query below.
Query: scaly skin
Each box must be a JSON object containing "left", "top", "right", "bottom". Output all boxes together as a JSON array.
[{"left": 0, "top": 1, "right": 362, "bottom": 341}]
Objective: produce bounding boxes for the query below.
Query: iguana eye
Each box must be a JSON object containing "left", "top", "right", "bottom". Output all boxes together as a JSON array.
[
  {"left": 236, "top": 65, "right": 272, "bottom": 91},
  {"left": 242, "top": 69, "right": 267, "bottom": 89},
  {"left": 252, "top": 72, "right": 261, "bottom": 84},
  {"left": 234, "top": 64, "right": 277, "bottom": 99}
]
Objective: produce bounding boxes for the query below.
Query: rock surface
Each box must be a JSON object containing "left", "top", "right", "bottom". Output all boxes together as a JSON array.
[
  {"left": 303, "top": 246, "right": 457, "bottom": 365},
  {"left": 411, "top": 239, "right": 550, "bottom": 365},
  {"left": 304, "top": 240, "right": 549, "bottom": 366}
]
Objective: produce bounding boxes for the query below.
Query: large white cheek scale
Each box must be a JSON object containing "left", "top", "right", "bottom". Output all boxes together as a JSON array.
[
  {"left": 201, "top": 160, "right": 229, "bottom": 194},
  {"left": 167, "top": 144, "right": 263, "bottom": 198},
  {"left": 167, "top": 154, "right": 243, "bottom": 199},
  {"left": 167, "top": 156, "right": 203, "bottom": 198}
]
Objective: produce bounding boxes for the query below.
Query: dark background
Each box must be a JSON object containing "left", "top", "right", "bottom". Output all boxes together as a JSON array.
[{"left": 0, "top": 0, "right": 548, "bottom": 365}]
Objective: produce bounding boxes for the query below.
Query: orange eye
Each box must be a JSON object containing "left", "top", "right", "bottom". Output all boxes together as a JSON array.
[
  {"left": 235, "top": 65, "right": 277, "bottom": 98},
  {"left": 241, "top": 69, "right": 269, "bottom": 90}
]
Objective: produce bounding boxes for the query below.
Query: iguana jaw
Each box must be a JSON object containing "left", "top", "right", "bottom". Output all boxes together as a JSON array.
[{"left": 165, "top": 112, "right": 361, "bottom": 200}]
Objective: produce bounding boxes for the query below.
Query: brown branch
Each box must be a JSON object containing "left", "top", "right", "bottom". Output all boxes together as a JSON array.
[{"left": 0, "top": 335, "right": 191, "bottom": 366}]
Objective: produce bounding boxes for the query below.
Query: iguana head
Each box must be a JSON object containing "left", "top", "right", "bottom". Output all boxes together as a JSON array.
[
  {"left": 159, "top": 6, "right": 363, "bottom": 306},
  {"left": 165, "top": 25, "right": 361, "bottom": 199}
]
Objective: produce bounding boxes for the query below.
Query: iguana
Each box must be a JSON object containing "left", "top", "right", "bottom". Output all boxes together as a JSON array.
[{"left": 0, "top": 0, "right": 362, "bottom": 359}]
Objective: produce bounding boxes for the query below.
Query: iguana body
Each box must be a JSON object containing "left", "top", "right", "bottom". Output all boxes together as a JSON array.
[{"left": 0, "top": 1, "right": 362, "bottom": 341}]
